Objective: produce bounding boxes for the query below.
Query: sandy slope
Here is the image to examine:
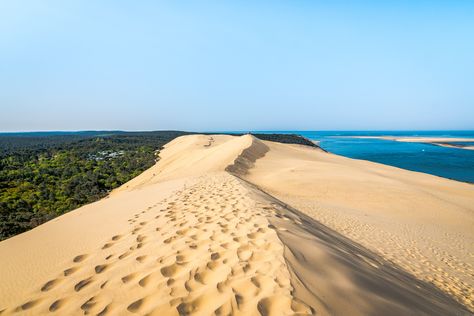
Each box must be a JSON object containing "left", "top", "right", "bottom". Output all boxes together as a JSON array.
[
  {"left": 0, "top": 134, "right": 472, "bottom": 315},
  {"left": 243, "top": 140, "right": 474, "bottom": 310}
]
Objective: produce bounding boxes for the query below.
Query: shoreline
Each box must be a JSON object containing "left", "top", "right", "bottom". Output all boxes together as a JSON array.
[
  {"left": 347, "top": 136, "right": 474, "bottom": 151},
  {"left": 0, "top": 134, "right": 472, "bottom": 314},
  {"left": 243, "top": 136, "right": 474, "bottom": 311},
  {"left": 316, "top": 135, "right": 474, "bottom": 184}
]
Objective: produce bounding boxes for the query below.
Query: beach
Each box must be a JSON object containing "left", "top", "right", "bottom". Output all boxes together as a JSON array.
[
  {"left": 352, "top": 136, "right": 474, "bottom": 151},
  {"left": 0, "top": 134, "right": 472, "bottom": 315}
]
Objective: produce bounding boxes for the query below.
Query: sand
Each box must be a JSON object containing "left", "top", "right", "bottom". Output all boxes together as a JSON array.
[
  {"left": 351, "top": 136, "right": 474, "bottom": 150},
  {"left": 0, "top": 134, "right": 472, "bottom": 315},
  {"left": 243, "top": 139, "right": 474, "bottom": 311}
]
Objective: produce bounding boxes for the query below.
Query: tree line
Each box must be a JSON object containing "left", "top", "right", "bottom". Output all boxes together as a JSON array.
[
  {"left": 0, "top": 131, "right": 190, "bottom": 240},
  {"left": 0, "top": 131, "right": 316, "bottom": 240}
]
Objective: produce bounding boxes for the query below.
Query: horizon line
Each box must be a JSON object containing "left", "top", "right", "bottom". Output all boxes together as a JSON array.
[{"left": 1, "top": 129, "right": 474, "bottom": 134}]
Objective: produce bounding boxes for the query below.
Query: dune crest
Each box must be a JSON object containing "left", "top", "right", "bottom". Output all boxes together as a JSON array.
[
  {"left": 0, "top": 135, "right": 310, "bottom": 315},
  {"left": 243, "top": 139, "right": 474, "bottom": 311},
  {"left": 226, "top": 136, "right": 269, "bottom": 175},
  {"left": 0, "top": 134, "right": 472, "bottom": 315},
  {"left": 113, "top": 134, "right": 259, "bottom": 192}
]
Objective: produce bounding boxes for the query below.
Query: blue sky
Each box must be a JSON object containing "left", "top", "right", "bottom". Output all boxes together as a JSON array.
[{"left": 1, "top": 1, "right": 473, "bottom": 131}]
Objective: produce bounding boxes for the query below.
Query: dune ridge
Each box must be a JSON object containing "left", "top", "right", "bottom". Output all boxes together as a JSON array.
[
  {"left": 0, "top": 134, "right": 472, "bottom": 315},
  {"left": 225, "top": 136, "right": 269, "bottom": 175},
  {"left": 0, "top": 135, "right": 311, "bottom": 316},
  {"left": 243, "top": 139, "right": 474, "bottom": 311}
]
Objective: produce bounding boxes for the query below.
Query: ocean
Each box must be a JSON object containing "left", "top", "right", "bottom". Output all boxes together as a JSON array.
[{"left": 255, "top": 131, "right": 474, "bottom": 183}]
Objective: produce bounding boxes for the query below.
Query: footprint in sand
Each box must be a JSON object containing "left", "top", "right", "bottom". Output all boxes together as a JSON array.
[
  {"left": 16, "top": 299, "right": 42, "bottom": 312},
  {"left": 49, "top": 298, "right": 67, "bottom": 312},
  {"left": 122, "top": 273, "right": 139, "bottom": 284},
  {"left": 73, "top": 254, "right": 88, "bottom": 263},
  {"left": 41, "top": 278, "right": 61, "bottom": 292},
  {"left": 95, "top": 264, "right": 109, "bottom": 274},
  {"left": 127, "top": 298, "right": 145, "bottom": 313},
  {"left": 64, "top": 266, "right": 79, "bottom": 276},
  {"left": 74, "top": 277, "right": 94, "bottom": 292},
  {"left": 111, "top": 235, "right": 122, "bottom": 241}
]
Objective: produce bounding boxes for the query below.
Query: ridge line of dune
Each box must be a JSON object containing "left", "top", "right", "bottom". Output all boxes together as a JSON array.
[
  {"left": 1, "top": 134, "right": 472, "bottom": 315},
  {"left": 225, "top": 135, "right": 270, "bottom": 176},
  {"left": 222, "top": 135, "right": 473, "bottom": 313},
  {"left": 230, "top": 175, "right": 472, "bottom": 315},
  {"left": 240, "top": 137, "right": 474, "bottom": 311}
]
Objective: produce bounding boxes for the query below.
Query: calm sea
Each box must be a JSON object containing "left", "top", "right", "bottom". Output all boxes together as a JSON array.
[{"left": 255, "top": 131, "right": 474, "bottom": 183}]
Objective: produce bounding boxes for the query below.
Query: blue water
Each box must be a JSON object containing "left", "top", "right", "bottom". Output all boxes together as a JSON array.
[{"left": 254, "top": 131, "right": 474, "bottom": 183}]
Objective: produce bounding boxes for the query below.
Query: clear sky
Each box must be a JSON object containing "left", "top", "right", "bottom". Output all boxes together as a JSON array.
[{"left": 1, "top": 1, "right": 473, "bottom": 131}]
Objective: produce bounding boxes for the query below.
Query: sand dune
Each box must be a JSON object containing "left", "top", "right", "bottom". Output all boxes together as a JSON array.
[
  {"left": 243, "top": 139, "right": 474, "bottom": 311},
  {"left": 0, "top": 134, "right": 472, "bottom": 315}
]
